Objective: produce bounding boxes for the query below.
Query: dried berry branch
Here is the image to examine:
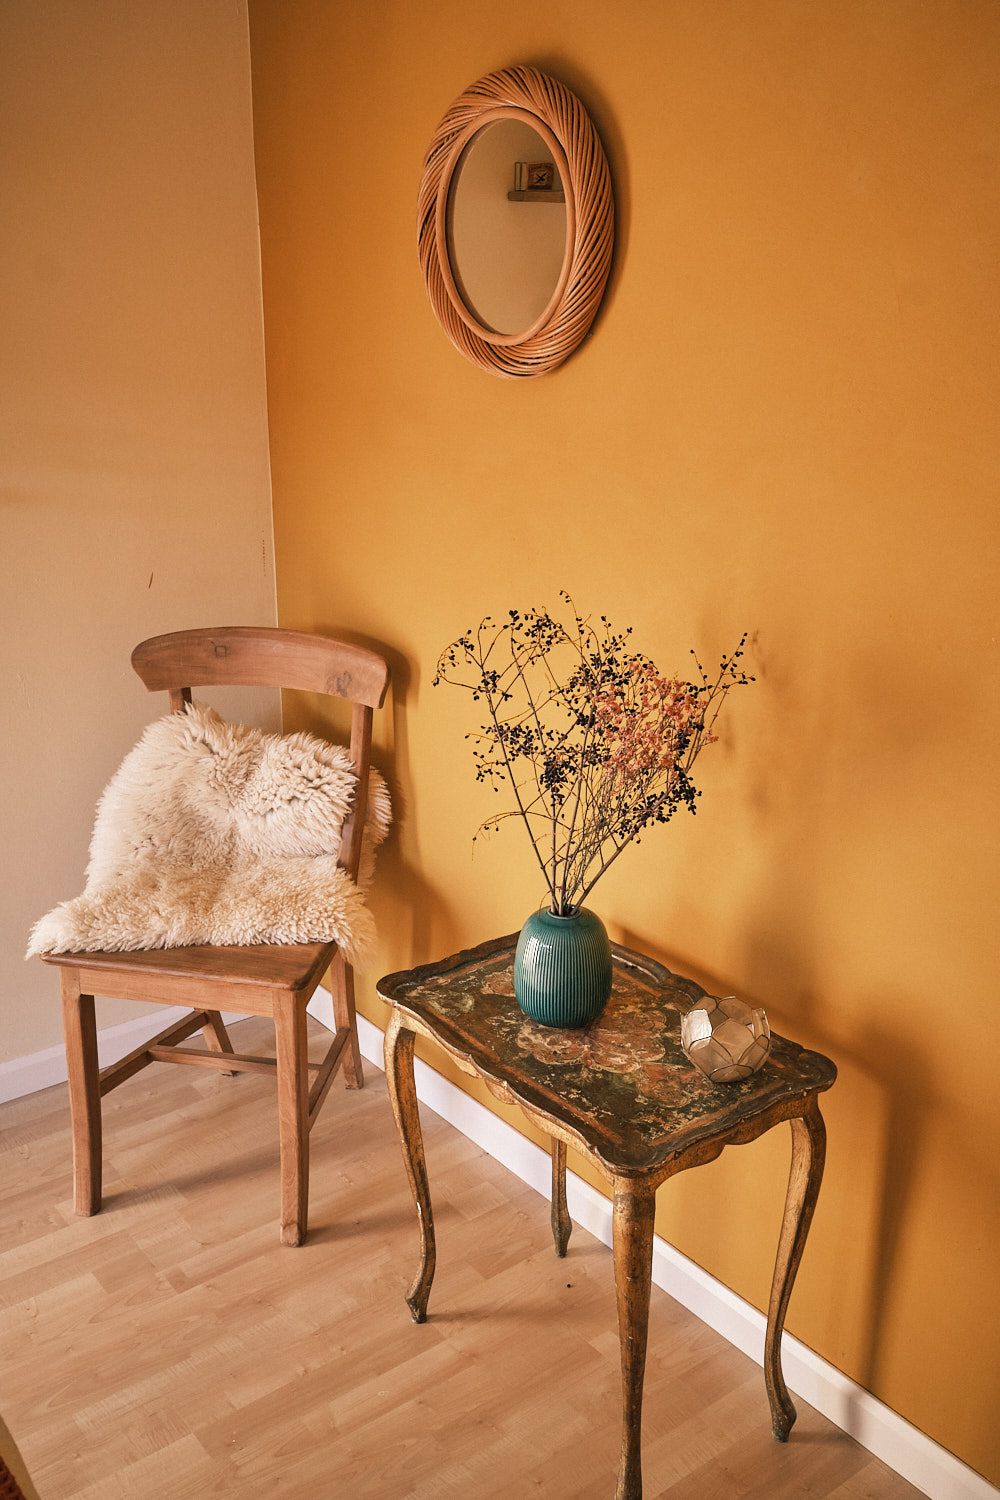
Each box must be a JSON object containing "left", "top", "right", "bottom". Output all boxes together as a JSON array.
[{"left": 433, "top": 596, "right": 754, "bottom": 915}]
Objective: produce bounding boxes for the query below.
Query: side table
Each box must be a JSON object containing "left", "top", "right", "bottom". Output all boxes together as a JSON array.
[{"left": 377, "top": 936, "right": 836, "bottom": 1500}]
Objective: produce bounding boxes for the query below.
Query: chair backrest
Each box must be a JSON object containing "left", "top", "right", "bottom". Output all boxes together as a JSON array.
[
  {"left": 131, "top": 627, "right": 390, "bottom": 882},
  {"left": 131, "top": 626, "right": 389, "bottom": 707}
]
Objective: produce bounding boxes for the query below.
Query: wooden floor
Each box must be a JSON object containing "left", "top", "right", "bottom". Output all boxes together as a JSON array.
[{"left": 0, "top": 1017, "right": 920, "bottom": 1500}]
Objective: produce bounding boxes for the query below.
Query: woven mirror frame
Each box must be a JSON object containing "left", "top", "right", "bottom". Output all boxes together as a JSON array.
[{"left": 417, "top": 66, "right": 615, "bottom": 379}]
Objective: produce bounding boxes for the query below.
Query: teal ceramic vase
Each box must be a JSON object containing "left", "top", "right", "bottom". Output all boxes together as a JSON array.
[{"left": 513, "top": 906, "right": 612, "bottom": 1027}]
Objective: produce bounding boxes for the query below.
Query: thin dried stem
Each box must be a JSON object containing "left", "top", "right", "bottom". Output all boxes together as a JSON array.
[{"left": 433, "top": 602, "right": 753, "bottom": 915}]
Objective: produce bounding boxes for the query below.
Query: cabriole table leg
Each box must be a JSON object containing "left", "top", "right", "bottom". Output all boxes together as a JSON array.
[
  {"left": 551, "top": 1137, "right": 572, "bottom": 1256},
  {"left": 612, "top": 1177, "right": 657, "bottom": 1500},
  {"left": 384, "top": 1010, "right": 436, "bottom": 1323},
  {"left": 765, "top": 1102, "right": 827, "bottom": 1439}
]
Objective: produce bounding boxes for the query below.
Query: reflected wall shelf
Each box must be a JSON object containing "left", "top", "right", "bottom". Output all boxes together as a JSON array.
[{"left": 506, "top": 189, "right": 566, "bottom": 203}]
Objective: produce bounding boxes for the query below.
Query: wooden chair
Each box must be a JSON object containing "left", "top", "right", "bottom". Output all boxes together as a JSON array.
[{"left": 40, "top": 627, "right": 390, "bottom": 1246}]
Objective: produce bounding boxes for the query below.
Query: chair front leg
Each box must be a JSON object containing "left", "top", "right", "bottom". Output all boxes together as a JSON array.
[
  {"left": 60, "top": 974, "right": 102, "bottom": 1216},
  {"left": 274, "top": 994, "right": 310, "bottom": 1246}
]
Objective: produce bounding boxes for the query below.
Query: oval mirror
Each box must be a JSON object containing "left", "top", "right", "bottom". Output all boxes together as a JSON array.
[
  {"left": 418, "top": 67, "right": 615, "bottom": 379},
  {"left": 446, "top": 119, "right": 567, "bottom": 336}
]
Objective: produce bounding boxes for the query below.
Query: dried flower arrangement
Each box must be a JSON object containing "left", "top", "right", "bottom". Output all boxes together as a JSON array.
[{"left": 433, "top": 595, "right": 754, "bottom": 917}]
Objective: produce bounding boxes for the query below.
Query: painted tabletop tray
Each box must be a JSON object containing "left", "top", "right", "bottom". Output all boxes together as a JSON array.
[{"left": 377, "top": 935, "right": 836, "bottom": 1176}]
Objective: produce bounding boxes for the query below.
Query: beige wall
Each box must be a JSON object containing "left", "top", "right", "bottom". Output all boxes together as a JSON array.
[
  {"left": 1, "top": 1, "right": 276, "bottom": 1065},
  {"left": 249, "top": 0, "right": 1000, "bottom": 1482}
]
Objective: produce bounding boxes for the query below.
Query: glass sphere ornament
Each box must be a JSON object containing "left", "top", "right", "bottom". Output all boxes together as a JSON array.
[{"left": 681, "top": 996, "right": 771, "bottom": 1083}]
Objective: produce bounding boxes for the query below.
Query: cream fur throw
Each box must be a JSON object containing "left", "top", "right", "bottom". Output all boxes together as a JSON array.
[{"left": 27, "top": 702, "right": 391, "bottom": 966}]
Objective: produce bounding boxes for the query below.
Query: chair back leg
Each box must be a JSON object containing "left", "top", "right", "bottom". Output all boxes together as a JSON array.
[
  {"left": 330, "top": 951, "right": 365, "bottom": 1090},
  {"left": 273, "top": 993, "right": 310, "bottom": 1246},
  {"left": 59, "top": 972, "right": 102, "bottom": 1216},
  {"left": 201, "top": 1010, "right": 238, "bottom": 1076}
]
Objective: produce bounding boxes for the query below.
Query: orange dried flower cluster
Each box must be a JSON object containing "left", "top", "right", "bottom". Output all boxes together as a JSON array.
[{"left": 594, "top": 666, "right": 712, "bottom": 782}]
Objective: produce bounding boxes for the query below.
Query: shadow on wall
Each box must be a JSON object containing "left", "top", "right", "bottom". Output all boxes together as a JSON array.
[
  {"left": 729, "top": 623, "right": 968, "bottom": 1404},
  {"left": 618, "top": 920, "right": 939, "bottom": 1414},
  {"left": 287, "top": 627, "right": 460, "bottom": 968}
]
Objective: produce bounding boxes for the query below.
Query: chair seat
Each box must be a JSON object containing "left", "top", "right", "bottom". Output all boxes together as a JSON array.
[{"left": 41, "top": 941, "right": 336, "bottom": 992}]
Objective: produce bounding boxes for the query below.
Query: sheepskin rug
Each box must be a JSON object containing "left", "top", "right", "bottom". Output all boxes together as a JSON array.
[{"left": 27, "top": 702, "right": 391, "bottom": 966}]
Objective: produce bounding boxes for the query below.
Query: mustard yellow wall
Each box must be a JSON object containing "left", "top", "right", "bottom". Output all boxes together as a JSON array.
[{"left": 248, "top": 1, "right": 999, "bottom": 1481}]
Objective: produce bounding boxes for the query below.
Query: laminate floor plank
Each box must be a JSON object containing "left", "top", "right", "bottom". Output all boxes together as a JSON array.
[{"left": 0, "top": 1017, "right": 922, "bottom": 1499}]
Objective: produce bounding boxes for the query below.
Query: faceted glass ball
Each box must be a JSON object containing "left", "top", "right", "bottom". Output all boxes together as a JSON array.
[{"left": 680, "top": 995, "right": 771, "bottom": 1084}]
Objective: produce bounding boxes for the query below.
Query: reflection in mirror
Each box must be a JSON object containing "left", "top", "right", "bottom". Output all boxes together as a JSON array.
[{"left": 446, "top": 119, "right": 566, "bottom": 336}]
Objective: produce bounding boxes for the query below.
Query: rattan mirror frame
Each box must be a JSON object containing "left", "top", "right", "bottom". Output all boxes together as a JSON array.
[{"left": 417, "top": 67, "right": 615, "bottom": 379}]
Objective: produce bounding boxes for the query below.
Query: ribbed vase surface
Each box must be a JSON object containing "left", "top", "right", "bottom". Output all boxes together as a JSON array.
[{"left": 513, "top": 907, "right": 612, "bottom": 1028}]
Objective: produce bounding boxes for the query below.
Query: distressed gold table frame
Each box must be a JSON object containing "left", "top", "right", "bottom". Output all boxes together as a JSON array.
[{"left": 378, "top": 937, "right": 835, "bottom": 1500}]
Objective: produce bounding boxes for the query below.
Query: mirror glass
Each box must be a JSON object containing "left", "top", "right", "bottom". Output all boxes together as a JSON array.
[{"left": 445, "top": 120, "right": 566, "bottom": 336}]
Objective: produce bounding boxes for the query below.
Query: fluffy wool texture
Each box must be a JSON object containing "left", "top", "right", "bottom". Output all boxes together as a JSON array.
[{"left": 27, "top": 702, "right": 391, "bottom": 967}]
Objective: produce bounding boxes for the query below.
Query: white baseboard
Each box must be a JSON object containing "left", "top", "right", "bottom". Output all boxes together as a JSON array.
[
  {"left": 306, "top": 994, "right": 996, "bottom": 1500},
  {"left": 0, "top": 1007, "right": 250, "bottom": 1105}
]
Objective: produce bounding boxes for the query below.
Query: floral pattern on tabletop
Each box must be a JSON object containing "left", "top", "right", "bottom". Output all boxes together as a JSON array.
[{"left": 385, "top": 940, "right": 836, "bottom": 1173}]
